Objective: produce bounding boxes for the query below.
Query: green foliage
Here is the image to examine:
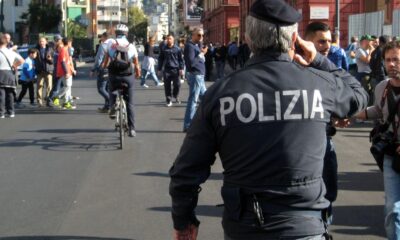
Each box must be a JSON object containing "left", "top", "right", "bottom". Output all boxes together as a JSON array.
[
  {"left": 20, "top": 3, "right": 62, "bottom": 33},
  {"left": 128, "top": 6, "right": 148, "bottom": 42},
  {"left": 67, "top": 20, "right": 87, "bottom": 38}
]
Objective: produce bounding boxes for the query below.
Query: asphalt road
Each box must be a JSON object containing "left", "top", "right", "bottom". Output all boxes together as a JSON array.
[{"left": 0, "top": 63, "right": 386, "bottom": 240}]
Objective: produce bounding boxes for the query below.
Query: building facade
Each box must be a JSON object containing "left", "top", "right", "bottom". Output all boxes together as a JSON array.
[
  {"left": 0, "top": 0, "right": 30, "bottom": 41},
  {"left": 94, "top": 0, "right": 129, "bottom": 36},
  {"left": 177, "top": 0, "right": 203, "bottom": 35},
  {"left": 202, "top": 0, "right": 239, "bottom": 45},
  {"left": 240, "top": 0, "right": 400, "bottom": 47}
]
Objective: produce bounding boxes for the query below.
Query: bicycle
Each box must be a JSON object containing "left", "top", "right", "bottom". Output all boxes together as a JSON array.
[{"left": 114, "top": 85, "right": 129, "bottom": 149}]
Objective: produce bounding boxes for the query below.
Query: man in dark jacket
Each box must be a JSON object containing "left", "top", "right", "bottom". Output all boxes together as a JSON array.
[
  {"left": 214, "top": 42, "right": 227, "bottom": 81},
  {"left": 158, "top": 33, "right": 185, "bottom": 106},
  {"left": 36, "top": 37, "right": 54, "bottom": 107},
  {"left": 370, "top": 35, "right": 390, "bottom": 89},
  {"left": 169, "top": 0, "right": 369, "bottom": 239}
]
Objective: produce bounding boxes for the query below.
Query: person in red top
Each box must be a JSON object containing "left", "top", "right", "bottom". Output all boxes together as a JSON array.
[{"left": 56, "top": 37, "right": 76, "bottom": 109}]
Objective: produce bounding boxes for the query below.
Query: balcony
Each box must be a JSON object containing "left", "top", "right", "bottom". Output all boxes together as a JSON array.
[
  {"left": 97, "top": 15, "right": 128, "bottom": 23},
  {"left": 67, "top": 0, "right": 87, "bottom": 6},
  {"left": 97, "top": 0, "right": 128, "bottom": 8}
]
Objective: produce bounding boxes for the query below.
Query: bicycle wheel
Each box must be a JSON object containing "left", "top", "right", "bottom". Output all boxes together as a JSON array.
[
  {"left": 121, "top": 98, "right": 128, "bottom": 133},
  {"left": 119, "top": 95, "right": 125, "bottom": 149}
]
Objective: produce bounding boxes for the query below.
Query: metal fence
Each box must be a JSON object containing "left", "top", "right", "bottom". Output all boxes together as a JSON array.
[
  {"left": 393, "top": 9, "right": 400, "bottom": 37},
  {"left": 348, "top": 11, "right": 384, "bottom": 43}
]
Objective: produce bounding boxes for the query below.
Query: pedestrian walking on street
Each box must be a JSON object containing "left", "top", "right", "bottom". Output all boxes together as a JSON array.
[
  {"left": 356, "top": 34, "right": 375, "bottom": 105},
  {"left": 238, "top": 40, "right": 251, "bottom": 68},
  {"left": 36, "top": 37, "right": 55, "bottom": 107},
  {"left": 328, "top": 32, "right": 349, "bottom": 71},
  {"left": 356, "top": 40, "right": 400, "bottom": 240},
  {"left": 169, "top": 0, "right": 368, "bottom": 239},
  {"left": 182, "top": 28, "right": 207, "bottom": 132},
  {"left": 56, "top": 37, "right": 76, "bottom": 110},
  {"left": 140, "top": 37, "right": 163, "bottom": 88},
  {"left": 204, "top": 42, "right": 214, "bottom": 81},
  {"left": 370, "top": 35, "right": 390, "bottom": 89},
  {"left": 157, "top": 33, "right": 184, "bottom": 107},
  {"left": 47, "top": 35, "right": 63, "bottom": 107},
  {"left": 0, "top": 33, "right": 24, "bottom": 118},
  {"left": 345, "top": 36, "right": 359, "bottom": 76},
  {"left": 227, "top": 39, "right": 239, "bottom": 70},
  {"left": 16, "top": 48, "right": 37, "bottom": 106},
  {"left": 214, "top": 42, "right": 227, "bottom": 81},
  {"left": 91, "top": 32, "right": 111, "bottom": 113}
]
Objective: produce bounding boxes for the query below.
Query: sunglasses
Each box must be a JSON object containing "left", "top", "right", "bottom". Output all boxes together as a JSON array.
[{"left": 198, "top": 34, "right": 204, "bottom": 37}]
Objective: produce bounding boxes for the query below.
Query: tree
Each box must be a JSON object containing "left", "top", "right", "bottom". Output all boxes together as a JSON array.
[
  {"left": 20, "top": 2, "right": 62, "bottom": 34},
  {"left": 67, "top": 20, "right": 87, "bottom": 38},
  {"left": 128, "top": 6, "right": 148, "bottom": 43}
]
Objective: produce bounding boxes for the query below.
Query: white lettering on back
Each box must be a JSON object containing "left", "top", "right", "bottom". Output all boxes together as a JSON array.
[
  {"left": 220, "top": 97, "right": 234, "bottom": 126},
  {"left": 283, "top": 90, "right": 302, "bottom": 120},
  {"left": 258, "top": 93, "right": 275, "bottom": 121},
  {"left": 310, "top": 90, "right": 324, "bottom": 119},
  {"left": 236, "top": 93, "right": 257, "bottom": 123}
]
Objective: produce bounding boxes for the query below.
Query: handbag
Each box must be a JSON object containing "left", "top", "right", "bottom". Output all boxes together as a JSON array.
[{"left": 0, "top": 50, "right": 18, "bottom": 86}]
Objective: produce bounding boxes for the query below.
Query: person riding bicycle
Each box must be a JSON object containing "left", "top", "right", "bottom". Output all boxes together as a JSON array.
[{"left": 102, "top": 24, "right": 141, "bottom": 137}]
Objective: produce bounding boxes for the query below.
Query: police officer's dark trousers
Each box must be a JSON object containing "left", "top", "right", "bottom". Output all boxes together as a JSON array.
[
  {"left": 322, "top": 136, "right": 338, "bottom": 223},
  {"left": 109, "top": 74, "right": 135, "bottom": 129},
  {"left": 163, "top": 68, "right": 181, "bottom": 102}
]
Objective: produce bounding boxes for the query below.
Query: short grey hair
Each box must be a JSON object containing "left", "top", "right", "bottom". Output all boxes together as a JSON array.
[{"left": 245, "top": 15, "right": 298, "bottom": 55}]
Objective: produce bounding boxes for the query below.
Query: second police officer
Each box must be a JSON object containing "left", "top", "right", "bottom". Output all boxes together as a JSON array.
[{"left": 169, "top": 0, "right": 369, "bottom": 239}]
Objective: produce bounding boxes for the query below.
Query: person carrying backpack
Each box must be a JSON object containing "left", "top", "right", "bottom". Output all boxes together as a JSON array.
[{"left": 102, "top": 24, "right": 141, "bottom": 137}]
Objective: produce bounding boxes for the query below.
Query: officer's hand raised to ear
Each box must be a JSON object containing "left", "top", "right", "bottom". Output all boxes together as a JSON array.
[{"left": 293, "top": 36, "right": 317, "bottom": 66}]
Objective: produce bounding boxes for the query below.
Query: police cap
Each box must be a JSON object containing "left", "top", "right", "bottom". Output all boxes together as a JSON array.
[{"left": 249, "top": 0, "right": 302, "bottom": 26}]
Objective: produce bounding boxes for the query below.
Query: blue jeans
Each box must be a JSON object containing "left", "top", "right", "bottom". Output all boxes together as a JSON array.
[
  {"left": 183, "top": 72, "right": 206, "bottom": 130},
  {"left": 383, "top": 155, "right": 400, "bottom": 240},
  {"left": 140, "top": 67, "right": 160, "bottom": 86},
  {"left": 97, "top": 69, "right": 109, "bottom": 108}
]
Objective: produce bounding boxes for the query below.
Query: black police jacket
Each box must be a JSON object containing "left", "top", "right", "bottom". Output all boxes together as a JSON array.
[
  {"left": 158, "top": 45, "right": 184, "bottom": 71},
  {"left": 169, "top": 52, "right": 368, "bottom": 238}
]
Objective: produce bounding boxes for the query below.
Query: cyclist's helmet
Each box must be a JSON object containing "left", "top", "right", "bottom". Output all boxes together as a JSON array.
[{"left": 115, "top": 24, "right": 129, "bottom": 35}]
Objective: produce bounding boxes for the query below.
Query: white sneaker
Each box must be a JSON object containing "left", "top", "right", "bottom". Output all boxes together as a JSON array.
[
  {"left": 157, "top": 82, "right": 164, "bottom": 87},
  {"left": 141, "top": 84, "right": 149, "bottom": 88},
  {"left": 166, "top": 101, "right": 172, "bottom": 107},
  {"left": 8, "top": 113, "right": 15, "bottom": 118}
]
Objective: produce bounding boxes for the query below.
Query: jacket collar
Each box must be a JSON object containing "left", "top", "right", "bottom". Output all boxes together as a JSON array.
[{"left": 246, "top": 51, "right": 292, "bottom": 67}]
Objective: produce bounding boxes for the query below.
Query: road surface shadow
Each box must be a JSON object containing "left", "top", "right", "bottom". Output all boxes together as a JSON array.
[
  {"left": 331, "top": 205, "right": 385, "bottom": 237},
  {"left": 341, "top": 134, "right": 369, "bottom": 138},
  {"left": 338, "top": 171, "right": 383, "bottom": 192},
  {"left": 135, "top": 129, "right": 184, "bottom": 134},
  {"left": 149, "top": 205, "right": 223, "bottom": 218},
  {"left": 0, "top": 135, "right": 120, "bottom": 152},
  {"left": 0, "top": 237, "right": 135, "bottom": 240},
  {"left": 20, "top": 129, "right": 115, "bottom": 134},
  {"left": 133, "top": 171, "right": 223, "bottom": 180}
]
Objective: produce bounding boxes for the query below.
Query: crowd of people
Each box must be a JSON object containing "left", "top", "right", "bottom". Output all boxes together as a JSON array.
[
  {"left": 0, "top": 32, "right": 78, "bottom": 118},
  {"left": 2, "top": 1, "right": 400, "bottom": 237}
]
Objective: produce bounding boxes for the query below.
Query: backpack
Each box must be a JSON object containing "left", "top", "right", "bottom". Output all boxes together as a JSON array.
[{"left": 108, "top": 40, "right": 133, "bottom": 76}]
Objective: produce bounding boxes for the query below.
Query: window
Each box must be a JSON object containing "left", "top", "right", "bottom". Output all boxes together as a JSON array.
[{"left": 15, "top": 0, "right": 23, "bottom": 6}]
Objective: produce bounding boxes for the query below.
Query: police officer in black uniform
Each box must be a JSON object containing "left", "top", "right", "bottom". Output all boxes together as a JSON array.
[{"left": 169, "top": 0, "right": 369, "bottom": 239}]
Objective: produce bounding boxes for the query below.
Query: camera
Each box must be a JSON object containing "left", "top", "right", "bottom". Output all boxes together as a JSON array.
[{"left": 370, "top": 131, "right": 393, "bottom": 157}]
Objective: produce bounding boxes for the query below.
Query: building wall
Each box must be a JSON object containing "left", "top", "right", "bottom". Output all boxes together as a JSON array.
[
  {"left": 240, "top": 0, "right": 400, "bottom": 48},
  {"left": 202, "top": 0, "right": 239, "bottom": 45},
  {"left": 2, "top": 0, "right": 30, "bottom": 34}
]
